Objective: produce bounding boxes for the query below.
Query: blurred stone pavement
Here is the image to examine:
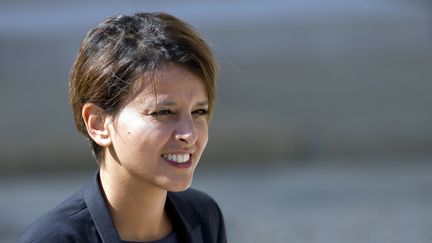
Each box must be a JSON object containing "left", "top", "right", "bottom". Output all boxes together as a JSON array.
[{"left": 2, "top": 156, "right": 431, "bottom": 243}]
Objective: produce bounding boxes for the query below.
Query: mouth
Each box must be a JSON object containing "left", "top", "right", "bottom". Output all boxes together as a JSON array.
[{"left": 161, "top": 153, "right": 193, "bottom": 168}]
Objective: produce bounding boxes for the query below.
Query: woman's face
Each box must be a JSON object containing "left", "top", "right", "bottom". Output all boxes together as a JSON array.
[{"left": 105, "top": 65, "right": 209, "bottom": 192}]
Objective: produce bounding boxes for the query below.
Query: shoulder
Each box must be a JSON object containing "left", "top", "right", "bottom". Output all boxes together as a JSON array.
[{"left": 17, "top": 191, "right": 96, "bottom": 243}]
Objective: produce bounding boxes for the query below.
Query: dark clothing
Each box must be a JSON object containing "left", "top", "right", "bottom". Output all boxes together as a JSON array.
[
  {"left": 121, "top": 230, "right": 178, "bottom": 243},
  {"left": 18, "top": 171, "right": 227, "bottom": 243}
]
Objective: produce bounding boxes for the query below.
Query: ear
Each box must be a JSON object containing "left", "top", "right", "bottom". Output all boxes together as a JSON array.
[{"left": 82, "top": 103, "right": 112, "bottom": 147}]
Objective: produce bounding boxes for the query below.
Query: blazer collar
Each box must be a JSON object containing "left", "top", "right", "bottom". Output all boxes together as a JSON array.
[
  {"left": 83, "top": 171, "right": 203, "bottom": 243},
  {"left": 83, "top": 171, "right": 121, "bottom": 243},
  {"left": 167, "top": 192, "right": 204, "bottom": 243}
]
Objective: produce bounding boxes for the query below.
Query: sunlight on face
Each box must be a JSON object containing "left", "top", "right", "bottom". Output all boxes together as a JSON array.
[{"left": 106, "top": 65, "right": 209, "bottom": 192}]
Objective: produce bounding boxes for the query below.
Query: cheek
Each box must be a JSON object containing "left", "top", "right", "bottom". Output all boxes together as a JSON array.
[
  {"left": 113, "top": 112, "right": 159, "bottom": 148},
  {"left": 197, "top": 121, "right": 209, "bottom": 148},
  {"left": 112, "top": 121, "right": 174, "bottom": 164},
  {"left": 126, "top": 122, "right": 172, "bottom": 147}
]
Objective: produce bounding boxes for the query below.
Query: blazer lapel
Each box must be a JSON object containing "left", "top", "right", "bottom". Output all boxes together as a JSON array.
[
  {"left": 83, "top": 171, "right": 122, "bottom": 243},
  {"left": 186, "top": 225, "right": 204, "bottom": 243},
  {"left": 167, "top": 192, "right": 204, "bottom": 243}
]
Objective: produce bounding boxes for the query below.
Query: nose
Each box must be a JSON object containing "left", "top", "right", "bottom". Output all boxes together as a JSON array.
[{"left": 174, "top": 116, "right": 198, "bottom": 145}]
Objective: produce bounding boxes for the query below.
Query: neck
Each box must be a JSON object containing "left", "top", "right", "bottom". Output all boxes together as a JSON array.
[{"left": 99, "top": 162, "right": 172, "bottom": 241}]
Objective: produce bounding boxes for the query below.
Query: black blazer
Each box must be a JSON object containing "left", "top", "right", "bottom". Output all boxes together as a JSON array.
[{"left": 18, "top": 171, "right": 227, "bottom": 243}]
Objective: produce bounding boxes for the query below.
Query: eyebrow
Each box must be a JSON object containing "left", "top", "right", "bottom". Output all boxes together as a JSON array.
[
  {"left": 156, "top": 100, "right": 209, "bottom": 107},
  {"left": 196, "top": 100, "right": 209, "bottom": 106}
]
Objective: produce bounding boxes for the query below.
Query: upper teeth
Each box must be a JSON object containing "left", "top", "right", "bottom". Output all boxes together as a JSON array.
[{"left": 163, "top": 154, "right": 190, "bottom": 163}]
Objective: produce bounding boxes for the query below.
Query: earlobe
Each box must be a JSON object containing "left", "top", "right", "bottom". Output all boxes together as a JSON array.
[{"left": 82, "top": 103, "right": 112, "bottom": 147}]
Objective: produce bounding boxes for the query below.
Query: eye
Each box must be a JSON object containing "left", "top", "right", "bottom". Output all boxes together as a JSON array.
[
  {"left": 150, "top": 109, "right": 174, "bottom": 116},
  {"left": 192, "top": 109, "right": 209, "bottom": 116}
]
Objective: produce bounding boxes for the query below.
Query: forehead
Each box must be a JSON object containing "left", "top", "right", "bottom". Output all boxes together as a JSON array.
[{"left": 129, "top": 65, "right": 208, "bottom": 105}]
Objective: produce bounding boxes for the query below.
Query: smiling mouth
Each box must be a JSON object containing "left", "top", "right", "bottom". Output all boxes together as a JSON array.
[{"left": 162, "top": 153, "right": 191, "bottom": 163}]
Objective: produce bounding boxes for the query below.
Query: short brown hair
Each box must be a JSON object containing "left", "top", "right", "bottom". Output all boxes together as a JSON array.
[{"left": 69, "top": 12, "right": 217, "bottom": 162}]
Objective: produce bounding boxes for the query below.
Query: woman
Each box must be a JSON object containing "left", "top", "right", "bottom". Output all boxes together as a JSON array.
[{"left": 18, "top": 12, "right": 226, "bottom": 243}]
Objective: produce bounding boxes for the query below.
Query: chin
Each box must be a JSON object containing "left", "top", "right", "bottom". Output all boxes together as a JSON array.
[{"left": 164, "top": 177, "right": 193, "bottom": 192}]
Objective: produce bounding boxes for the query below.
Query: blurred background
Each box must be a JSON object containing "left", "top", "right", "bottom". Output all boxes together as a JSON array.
[{"left": 1, "top": 0, "right": 431, "bottom": 242}]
